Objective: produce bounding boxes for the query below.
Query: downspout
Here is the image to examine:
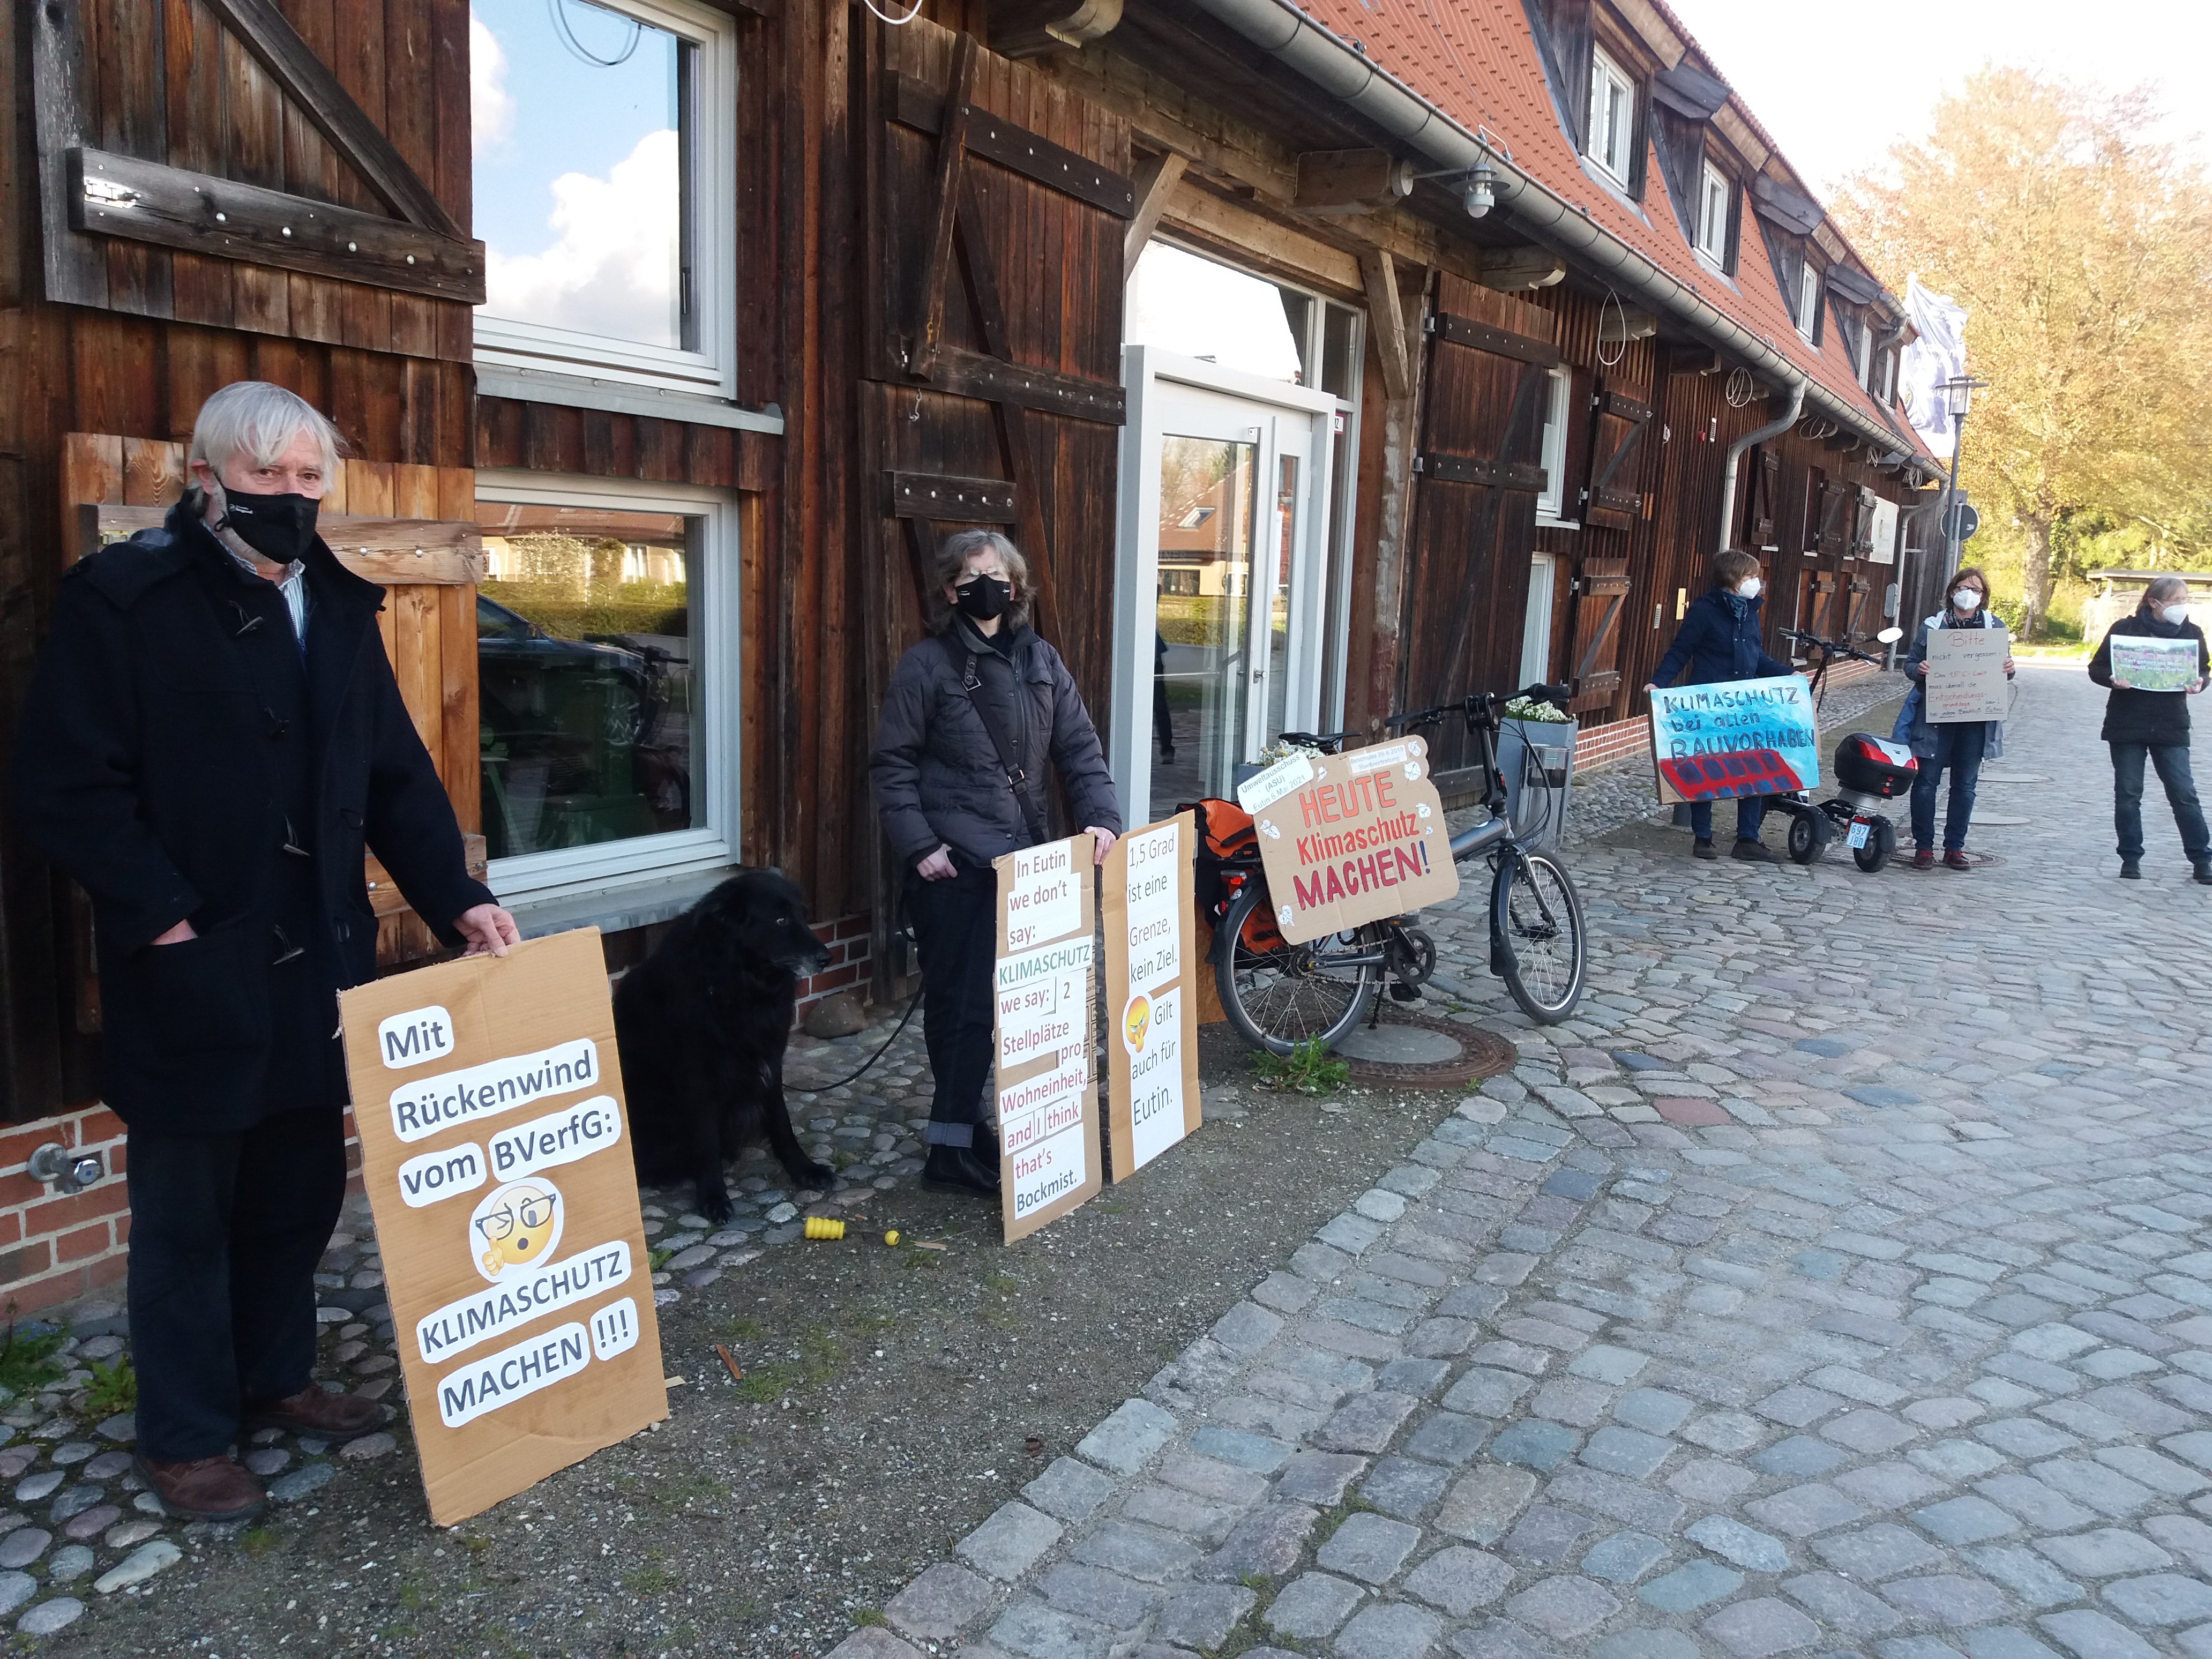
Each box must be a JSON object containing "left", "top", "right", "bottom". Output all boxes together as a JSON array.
[
  {"left": 1180, "top": 0, "right": 1899, "bottom": 456},
  {"left": 1715, "top": 378, "right": 1804, "bottom": 556}
]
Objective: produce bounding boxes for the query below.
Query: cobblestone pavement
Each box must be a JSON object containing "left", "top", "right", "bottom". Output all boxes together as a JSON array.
[{"left": 835, "top": 661, "right": 2212, "bottom": 1659}]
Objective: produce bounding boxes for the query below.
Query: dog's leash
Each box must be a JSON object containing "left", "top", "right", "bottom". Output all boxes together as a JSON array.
[{"left": 787, "top": 990, "right": 923, "bottom": 1094}]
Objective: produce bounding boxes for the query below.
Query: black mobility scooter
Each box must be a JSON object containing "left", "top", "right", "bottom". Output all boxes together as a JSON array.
[{"left": 1766, "top": 626, "right": 1917, "bottom": 873}]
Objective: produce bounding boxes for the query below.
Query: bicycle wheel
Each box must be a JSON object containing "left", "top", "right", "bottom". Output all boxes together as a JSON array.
[
  {"left": 1492, "top": 851, "right": 1587, "bottom": 1024},
  {"left": 1214, "top": 880, "right": 1382, "bottom": 1056}
]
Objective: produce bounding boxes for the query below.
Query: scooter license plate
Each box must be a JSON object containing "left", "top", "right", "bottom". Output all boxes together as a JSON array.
[{"left": 1846, "top": 821, "right": 1871, "bottom": 849}]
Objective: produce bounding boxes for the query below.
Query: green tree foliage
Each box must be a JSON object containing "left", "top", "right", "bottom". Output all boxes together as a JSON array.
[{"left": 1836, "top": 69, "right": 2212, "bottom": 638}]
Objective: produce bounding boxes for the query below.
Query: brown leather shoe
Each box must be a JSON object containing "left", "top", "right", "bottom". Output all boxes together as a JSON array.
[
  {"left": 243, "top": 1385, "right": 383, "bottom": 1439},
  {"left": 1944, "top": 850, "right": 1972, "bottom": 871},
  {"left": 1911, "top": 848, "right": 1935, "bottom": 870},
  {"left": 136, "top": 1455, "right": 266, "bottom": 1521}
]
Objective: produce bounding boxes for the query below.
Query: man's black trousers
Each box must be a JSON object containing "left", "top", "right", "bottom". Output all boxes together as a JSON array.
[
  {"left": 906, "top": 859, "right": 997, "bottom": 1149},
  {"left": 125, "top": 1108, "right": 346, "bottom": 1461}
]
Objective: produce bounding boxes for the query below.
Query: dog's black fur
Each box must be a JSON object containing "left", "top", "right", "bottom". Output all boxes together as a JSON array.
[{"left": 615, "top": 868, "right": 835, "bottom": 1223}]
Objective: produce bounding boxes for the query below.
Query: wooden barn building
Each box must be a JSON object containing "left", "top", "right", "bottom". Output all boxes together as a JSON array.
[{"left": 0, "top": 0, "right": 1939, "bottom": 1310}]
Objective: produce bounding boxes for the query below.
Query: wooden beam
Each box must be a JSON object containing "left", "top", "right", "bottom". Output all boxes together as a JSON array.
[
  {"left": 1295, "top": 148, "right": 1413, "bottom": 214},
  {"left": 28, "top": 0, "right": 107, "bottom": 308},
  {"left": 887, "top": 72, "right": 1134, "bottom": 219},
  {"left": 1477, "top": 244, "right": 1567, "bottom": 292},
  {"left": 906, "top": 35, "right": 980, "bottom": 380},
  {"left": 1362, "top": 249, "right": 1413, "bottom": 401},
  {"left": 70, "top": 148, "right": 484, "bottom": 304},
  {"left": 1123, "top": 150, "right": 1186, "bottom": 278},
  {"left": 887, "top": 472, "right": 1018, "bottom": 524},
  {"left": 197, "top": 0, "right": 462, "bottom": 238},
  {"left": 924, "top": 346, "right": 1126, "bottom": 425},
  {"left": 80, "top": 505, "right": 484, "bottom": 585}
]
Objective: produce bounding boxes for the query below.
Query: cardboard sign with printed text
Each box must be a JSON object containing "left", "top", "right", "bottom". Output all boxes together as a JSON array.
[
  {"left": 1650, "top": 675, "right": 1820, "bottom": 805},
  {"left": 1925, "top": 626, "right": 2011, "bottom": 723},
  {"left": 339, "top": 929, "right": 666, "bottom": 1527},
  {"left": 1101, "top": 813, "right": 1201, "bottom": 1182},
  {"left": 2108, "top": 633, "right": 2200, "bottom": 693},
  {"left": 1242, "top": 737, "right": 1458, "bottom": 947},
  {"left": 992, "top": 835, "right": 1102, "bottom": 1242}
]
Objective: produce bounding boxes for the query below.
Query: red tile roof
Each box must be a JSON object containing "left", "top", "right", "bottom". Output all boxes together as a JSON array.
[{"left": 1289, "top": 0, "right": 1932, "bottom": 462}]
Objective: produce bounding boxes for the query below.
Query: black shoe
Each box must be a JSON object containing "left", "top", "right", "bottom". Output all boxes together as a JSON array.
[
  {"left": 1730, "top": 839, "right": 1777, "bottom": 863},
  {"left": 2121, "top": 858, "right": 2142, "bottom": 879},
  {"left": 1692, "top": 838, "right": 1718, "bottom": 861},
  {"left": 922, "top": 1145, "right": 1000, "bottom": 1198},
  {"left": 2194, "top": 862, "right": 2212, "bottom": 886}
]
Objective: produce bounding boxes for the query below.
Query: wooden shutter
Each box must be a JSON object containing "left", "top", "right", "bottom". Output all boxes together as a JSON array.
[
  {"left": 1811, "top": 477, "right": 1851, "bottom": 640},
  {"left": 1394, "top": 278, "right": 1559, "bottom": 790},
  {"left": 858, "top": 20, "right": 1130, "bottom": 986},
  {"left": 1563, "top": 559, "right": 1632, "bottom": 715},
  {"left": 28, "top": 0, "right": 479, "bottom": 358},
  {"left": 1744, "top": 447, "right": 1780, "bottom": 551},
  {"left": 1581, "top": 382, "right": 1653, "bottom": 530}
]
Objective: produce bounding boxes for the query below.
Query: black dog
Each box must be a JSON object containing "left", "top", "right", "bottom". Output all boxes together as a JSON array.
[{"left": 615, "top": 869, "right": 835, "bottom": 1223}]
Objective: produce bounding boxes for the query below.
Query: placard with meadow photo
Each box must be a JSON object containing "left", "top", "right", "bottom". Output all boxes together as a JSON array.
[{"left": 2110, "top": 633, "right": 2201, "bottom": 693}]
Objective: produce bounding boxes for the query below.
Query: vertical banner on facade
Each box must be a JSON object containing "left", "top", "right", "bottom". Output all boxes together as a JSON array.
[
  {"left": 1101, "top": 813, "right": 1201, "bottom": 1182},
  {"left": 339, "top": 929, "right": 666, "bottom": 1527},
  {"left": 992, "top": 835, "right": 1102, "bottom": 1242}
]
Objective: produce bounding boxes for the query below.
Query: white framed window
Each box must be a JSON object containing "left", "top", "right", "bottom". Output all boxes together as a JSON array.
[
  {"left": 474, "top": 470, "right": 743, "bottom": 903},
  {"left": 1853, "top": 323, "right": 1872, "bottom": 389},
  {"left": 1536, "top": 367, "right": 1574, "bottom": 525},
  {"left": 472, "top": 0, "right": 740, "bottom": 400},
  {"left": 1587, "top": 46, "right": 1636, "bottom": 187},
  {"left": 1694, "top": 160, "right": 1731, "bottom": 267},
  {"left": 1796, "top": 261, "right": 1822, "bottom": 341},
  {"left": 1878, "top": 347, "right": 1898, "bottom": 405}
]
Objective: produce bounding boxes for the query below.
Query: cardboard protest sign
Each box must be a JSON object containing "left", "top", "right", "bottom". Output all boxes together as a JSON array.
[
  {"left": 992, "top": 835, "right": 1102, "bottom": 1241},
  {"left": 339, "top": 928, "right": 666, "bottom": 1527},
  {"left": 2109, "top": 633, "right": 2200, "bottom": 693},
  {"left": 1101, "top": 813, "right": 1201, "bottom": 1182},
  {"left": 1925, "top": 626, "right": 2011, "bottom": 722},
  {"left": 1240, "top": 737, "right": 1458, "bottom": 947},
  {"left": 1650, "top": 675, "right": 1819, "bottom": 805}
]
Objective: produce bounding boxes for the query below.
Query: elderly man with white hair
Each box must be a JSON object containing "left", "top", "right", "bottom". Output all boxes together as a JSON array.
[{"left": 10, "top": 382, "right": 517, "bottom": 1519}]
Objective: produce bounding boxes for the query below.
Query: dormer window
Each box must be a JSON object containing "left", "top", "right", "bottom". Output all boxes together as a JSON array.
[
  {"left": 1878, "top": 348, "right": 1898, "bottom": 405},
  {"left": 1587, "top": 47, "right": 1636, "bottom": 187},
  {"left": 1694, "top": 160, "right": 1731, "bottom": 266},
  {"left": 1853, "top": 324, "right": 1872, "bottom": 389},
  {"left": 1796, "top": 262, "right": 1822, "bottom": 341}
]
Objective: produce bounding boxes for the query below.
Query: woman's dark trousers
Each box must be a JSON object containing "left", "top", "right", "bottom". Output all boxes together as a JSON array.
[
  {"left": 125, "top": 1108, "right": 347, "bottom": 1461},
  {"left": 2112, "top": 742, "right": 2212, "bottom": 862},
  {"left": 1910, "top": 723, "right": 1988, "bottom": 851},
  {"left": 906, "top": 860, "right": 997, "bottom": 1149}
]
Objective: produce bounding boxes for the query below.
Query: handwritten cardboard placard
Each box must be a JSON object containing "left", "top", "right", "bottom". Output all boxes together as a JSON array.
[
  {"left": 1101, "top": 813, "right": 1201, "bottom": 1182},
  {"left": 2109, "top": 633, "right": 2200, "bottom": 693},
  {"left": 993, "top": 836, "right": 1102, "bottom": 1242},
  {"left": 1245, "top": 737, "right": 1458, "bottom": 947},
  {"left": 1650, "top": 675, "right": 1819, "bottom": 805},
  {"left": 1925, "top": 625, "right": 2011, "bottom": 722},
  {"left": 339, "top": 929, "right": 666, "bottom": 1527}
]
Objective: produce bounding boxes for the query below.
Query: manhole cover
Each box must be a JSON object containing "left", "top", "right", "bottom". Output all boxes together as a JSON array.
[
  {"left": 1339, "top": 1013, "right": 1516, "bottom": 1089},
  {"left": 1977, "top": 773, "right": 2051, "bottom": 784},
  {"left": 1884, "top": 848, "right": 2005, "bottom": 872}
]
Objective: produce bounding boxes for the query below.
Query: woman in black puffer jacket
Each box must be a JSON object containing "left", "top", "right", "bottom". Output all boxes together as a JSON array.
[
  {"left": 869, "top": 530, "right": 1121, "bottom": 1198},
  {"left": 2088, "top": 574, "right": 2211, "bottom": 882}
]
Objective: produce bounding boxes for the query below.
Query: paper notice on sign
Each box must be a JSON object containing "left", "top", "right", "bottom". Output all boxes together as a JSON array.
[
  {"left": 1924, "top": 626, "right": 2011, "bottom": 723},
  {"left": 1237, "top": 751, "right": 1314, "bottom": 812},
  {"left": 341, "top": 929, "right": 664, "bottom": 1527},
  {"left": 1101, "top": 813, "right": 1203, "bottom": 1182},
  {"left": 2109, "top": 632, "right": 2200, "bottom": 693},
  {"left": 1249, "top": 738, "right": 1459, "bottom": 946},
  {"left": 992, "top": 835, "right": 1102, "bottom": 1243}
]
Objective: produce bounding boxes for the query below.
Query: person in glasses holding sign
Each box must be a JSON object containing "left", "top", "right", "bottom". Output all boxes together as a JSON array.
[
  {"left": 870, "top": 530, "right": 1120, "bottom": 1199},
  {"left": 2089, "top": 574, "right": 2211, "bottom": 883}
]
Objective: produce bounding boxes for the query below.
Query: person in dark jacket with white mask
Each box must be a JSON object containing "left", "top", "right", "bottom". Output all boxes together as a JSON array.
[
  {"left": 10, "top": 382, "right": 516, "bottom": 1520},
  {"left": 1899, "top": 565, "right": 2014, "bottom": 870},
  {"left": 2088, "top": 573, "right": 2211, "bottom": 881},
  {"left": 1647, "top": 549, "right": 1793, "bottom": 862},
  {"left": 869, "top": 530, "right": 1120, "bottom": 1198}
]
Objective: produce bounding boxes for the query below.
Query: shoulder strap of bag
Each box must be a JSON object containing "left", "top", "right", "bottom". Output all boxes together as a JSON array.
[{"left": 939, "top": 633, "right": 1050, "bottom": 846}]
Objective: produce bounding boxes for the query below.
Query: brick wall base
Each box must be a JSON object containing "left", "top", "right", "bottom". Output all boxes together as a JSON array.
[{"left": 794, "top": 911, "right": 872, "bottom": 1013}]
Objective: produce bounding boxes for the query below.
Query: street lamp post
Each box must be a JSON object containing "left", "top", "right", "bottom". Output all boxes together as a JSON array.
[{"left": 1937, "top": 375, "right": 1988, "bottom": 587}]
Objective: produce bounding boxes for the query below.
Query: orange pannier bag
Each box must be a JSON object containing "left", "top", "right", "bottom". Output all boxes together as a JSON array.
[{"left": 1189, "top": 797, "right": 1283, "bottom": 954}]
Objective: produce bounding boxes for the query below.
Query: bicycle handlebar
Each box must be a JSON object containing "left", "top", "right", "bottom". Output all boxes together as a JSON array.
[
  {"left": 1780, "top": 629, "right": 1885, "bottom": 667},
  {"left": 1384, "top": 683, "right": 1572, "bottom": 732}
]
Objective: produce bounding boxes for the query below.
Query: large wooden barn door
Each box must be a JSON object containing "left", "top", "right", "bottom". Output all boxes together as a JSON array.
[
  {"left": 1396, "top": 277, "right": 1560, "bottom": 790},
  {"left": 856, "top": 19, "right": 1131, "bottom": 985}
]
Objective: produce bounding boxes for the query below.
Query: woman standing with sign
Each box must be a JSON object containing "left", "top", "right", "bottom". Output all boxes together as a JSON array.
[
  {"left": 1900, "top": 566, "right": 2014, "bottom": 871},
  {"left": 2088, "top": 574, "right": 2211, "bottom": 882},
  {"left": 1647, "top": 550, "right": 1795, "bottom": 863},
  {"left": 870, "top": 531, "right": 1121, "bottom": 1199}
]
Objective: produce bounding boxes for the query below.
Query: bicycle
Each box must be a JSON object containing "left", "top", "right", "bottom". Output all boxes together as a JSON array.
[{"left": 1202, "top": 684, "right": 1589, "bottom": 1053}]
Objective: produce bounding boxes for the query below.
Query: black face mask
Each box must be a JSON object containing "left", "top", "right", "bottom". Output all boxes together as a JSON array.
[
  {"left": 217, "top": 489, "right": 320, "bottom": 566},
  {"left": 954, "top": 573, "right": 1011, "bottom": 621}
]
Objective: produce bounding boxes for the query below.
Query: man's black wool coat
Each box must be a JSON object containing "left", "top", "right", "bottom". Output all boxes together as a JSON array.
[{"left": 10, "top": 499, "right": 492, "bottom": 1132}]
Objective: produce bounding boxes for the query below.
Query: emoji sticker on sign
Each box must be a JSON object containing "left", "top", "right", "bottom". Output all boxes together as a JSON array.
[
  {"left": 470, "top": 1178, "right": 566, "bottom": 1281},
  {"left": 1122, "top": 993, "right": 1152, "bottom": 1055}
]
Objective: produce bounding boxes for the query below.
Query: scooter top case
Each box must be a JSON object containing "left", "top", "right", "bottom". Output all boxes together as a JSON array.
[{"left": 1833, "top": 733, "right": 1918, "bottom": 800}]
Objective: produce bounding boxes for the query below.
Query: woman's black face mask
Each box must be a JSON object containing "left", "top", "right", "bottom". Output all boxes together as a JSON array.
[
  {"left": 954, "top": 573, "right": 1012, "bottom": 621},
  {"left": 218, "top": 489, "right": 320, "bottom": 566}
]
